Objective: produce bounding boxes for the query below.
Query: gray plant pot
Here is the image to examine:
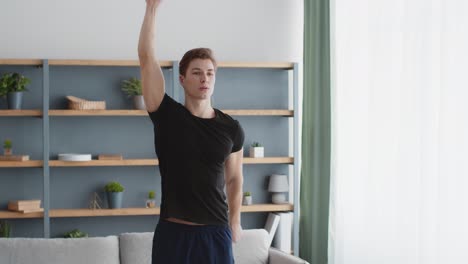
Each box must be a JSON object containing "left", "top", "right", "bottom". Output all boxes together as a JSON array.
[
  {"left": 7, "top": 92, "right": 23, "bottom": 109},
  {"left": 133, "top": 95, "right": 146, "bottom": 110},
  {"left": 106, "top": 192, "right": 123, "bottom": 209}
]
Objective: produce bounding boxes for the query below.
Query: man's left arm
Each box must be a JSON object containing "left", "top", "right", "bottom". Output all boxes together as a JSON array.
[{"left": 225, "top": 148, "right": 244, "bottom": 243}]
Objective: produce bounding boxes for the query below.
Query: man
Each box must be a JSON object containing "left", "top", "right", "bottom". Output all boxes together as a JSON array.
[{"left": 138, "top": 0, "right": 244, "bottom": 263}]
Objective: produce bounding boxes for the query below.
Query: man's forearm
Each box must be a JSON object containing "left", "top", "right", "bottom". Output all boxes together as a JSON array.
[
  {"left": 227, "top": 177, "right": 243, "bottom": 225},
  {"left": 138, "top": 4, "right": 158, "bottom": 60}
]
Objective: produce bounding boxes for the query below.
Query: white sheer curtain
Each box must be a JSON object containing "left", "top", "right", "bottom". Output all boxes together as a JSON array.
[{"left": 329, "top": 1, "right": 468, "bottom": 263}]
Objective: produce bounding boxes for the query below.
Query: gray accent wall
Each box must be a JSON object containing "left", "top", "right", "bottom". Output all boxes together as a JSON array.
[{"left": 0, "top": 63, "right": 291, "bottom": 238}]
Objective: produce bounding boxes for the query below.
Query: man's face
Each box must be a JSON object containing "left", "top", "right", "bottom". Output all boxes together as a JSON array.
[{"left": 180, "top": 58, "right": 216, "bottom": 100}]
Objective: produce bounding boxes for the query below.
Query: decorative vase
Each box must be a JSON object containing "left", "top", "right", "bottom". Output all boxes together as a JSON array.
[
  {"left": 133, "top": 95, "right": 146, "bottom": 110},
  {"left": 7, "top": 92, "right": 23, "bottom": 110},
  {"left": 106, "top": 192, "right": 123, "bottom": 209},
  {"left": 242, "top": 195, "right": 252, "bottom": 205},
  {"left": 249, "top": 147, "right": 264, "bottom": 158},
  {"left": 146, "top": 199, "right": 156, "bottom": 208},
  {"left": 4, "top": 149, "right": 12, "bottom": 156}
]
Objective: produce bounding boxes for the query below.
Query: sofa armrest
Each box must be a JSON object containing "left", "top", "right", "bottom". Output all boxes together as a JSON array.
[{"left": 268, "top": 247, "right": 310, "bottom": 264}]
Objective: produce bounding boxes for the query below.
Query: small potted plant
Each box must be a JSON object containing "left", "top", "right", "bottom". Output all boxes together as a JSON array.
[
  {"left": 249, "top": 141, "right": 264, "bottom": 158},
  {"left": 121, "top": 77, "right": 145, "bottom": 110},
  {"left": 0, "top": 72, "right": 30, "bottom": 109},
  {"left": 0, "top": 73, "right": 14, "bottom": 98},
  {"left": 104, "top": 181, "right": 124, "bottom": 209},
  {"left": 3, "top": 139, "right": 12, "bottom": 155},
  {"left": 146, "top": 190, "right": 156, "bottom": 208},
  {"left": 242, "top": 191, "right": 252, "bottom": 205},
  {"left": 63, "top": 229, "right": 88, "bottom": 238},
  {"left": 0, "top": 220, "right": 11, "bottom": 238}
]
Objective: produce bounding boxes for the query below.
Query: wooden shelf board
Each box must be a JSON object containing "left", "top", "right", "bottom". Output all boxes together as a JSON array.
[
  {"left": 243, "top": 157, "right": 294, "bottom": 164},
  {"left": 241, "top": 203, "right": 294, "bottom": 212},
  {"left": 49, "top": 159, "right": 158, "bottom": 167},
  {"left": 49, "top": 109, "right": 292, "bottom": 117},
  {"left": 0, "top": 110, "right": 42, "bottom": 116},
  {"left": 49, "top": 110, "right": 147, "bottom": 116},
  {"left": 0, "top": 59, "right": 43, "bottom": 66},
  {"left": 0, "top": 210, "right": 43, "bottom": 219},
  {"left": 48, "top": 204, "right": 293, "bottom": 218},
  {"left": 1, "top": 59, "right": 294, "bottom": 69},
  {"left": 48, "top": 59, "right": 172, "bottom": 68},
  {"left": 0, "top": 158, "right": 290, "bottom": 168},
  {"left": 218, "top": 62, "right": 294, "bottom": 69},
  {"left": 0, "top": 161, "right": 42, "bottom": 167},
  {"left": 50, "top": 208, "right": 160, "bottom": 218},
  {"left": 222, "top": 109, "right": 293, "bottom": 116},
  {"left": 0, "top": 204, "right": 292, "bottom": 219}
]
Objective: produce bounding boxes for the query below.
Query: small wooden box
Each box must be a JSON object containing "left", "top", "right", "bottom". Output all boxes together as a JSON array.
[
  {"left": 98, "top": 154, "right": 123, "bottom": 160},
  {"left": 0, "top": 155, "right": 30, "bottom": 161},
  {"left": 8, "top": 200, "right": 41, "bottom": 211}
]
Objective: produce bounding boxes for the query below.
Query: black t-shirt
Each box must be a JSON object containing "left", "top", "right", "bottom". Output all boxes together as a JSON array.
[{"left": 148, "top": 93, "right": 245, "bottom": 225}]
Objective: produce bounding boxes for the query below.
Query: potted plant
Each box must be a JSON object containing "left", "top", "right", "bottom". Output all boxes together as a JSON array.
[
  {"left": 63, "top": 229, "right": 88, "bottom": 238},
  {"left": 121, "top": 77, "right": 145, "bottom": 110},
  {"left": 3, "top": 139, "right": 12, "bottom": 155},
  {"left": 146, "top": 190, "right": 156, "bottom": 208},
  {"left": 0, "top": 73, "right": 14, "bottom": 97},
  {"left": 242, "top": 191, "right": 252, "bottom": 205},
  {"left": 104, "top": 181, "right": 124, "bottom": 209},
  {"left": 0, "top": 72, "right": 30, "bottom": 109},
  {"left": 0, "top": 220, "right": 11, "bottom": 238},
  {"left": 249, "top": 141, "right": 264, "bottom": 158}
]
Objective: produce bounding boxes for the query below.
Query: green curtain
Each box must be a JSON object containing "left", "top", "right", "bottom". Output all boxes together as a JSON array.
[{"left": 299, "top": 0, "right": 331, "bottom": 263}]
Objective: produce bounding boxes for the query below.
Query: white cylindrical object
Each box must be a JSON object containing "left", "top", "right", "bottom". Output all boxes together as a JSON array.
[{"left": 271, "top": 193, "right": 287, "bottom": 204}]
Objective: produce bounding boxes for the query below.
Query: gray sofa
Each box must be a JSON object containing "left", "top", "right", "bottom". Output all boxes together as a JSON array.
[{"left": 0, "top": 229, "right": 309, "bottom": 264}]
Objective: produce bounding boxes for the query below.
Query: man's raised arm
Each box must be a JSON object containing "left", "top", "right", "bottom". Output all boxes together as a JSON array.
[{"left": 138, "top": 0, "right": 165, "bottom": 112}]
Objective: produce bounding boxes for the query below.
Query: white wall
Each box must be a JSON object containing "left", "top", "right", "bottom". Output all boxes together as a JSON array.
[{"left": 0, "top": 0, "right": 303, "bottom": 62}]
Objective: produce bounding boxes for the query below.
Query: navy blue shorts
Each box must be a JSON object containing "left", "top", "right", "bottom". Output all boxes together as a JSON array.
[{"left": 152, "top": 219, "right": 234, "bottom": 264}]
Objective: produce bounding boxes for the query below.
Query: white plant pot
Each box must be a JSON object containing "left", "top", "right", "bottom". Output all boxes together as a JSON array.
[
  {"left": 4, "top": 149, "right": 12, "bottom": 156},
  {"left": 249, "top": 147, "right": 264, "bottom": 158},
  {"left": 242, "top": 196, "right": 252, "bottom": 205}
]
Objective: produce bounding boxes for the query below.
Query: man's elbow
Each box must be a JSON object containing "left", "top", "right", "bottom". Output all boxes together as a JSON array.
[
  {"left": 226, "top": 175, "right": 243, "bottom": 187},
  {"left": 138, "top": 52, "right": 154, "bottom": 65}
]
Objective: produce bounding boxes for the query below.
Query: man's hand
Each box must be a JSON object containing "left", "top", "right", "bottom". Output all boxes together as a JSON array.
[{"left": 231, "top": 222, "right": 242, "bottom": 243}]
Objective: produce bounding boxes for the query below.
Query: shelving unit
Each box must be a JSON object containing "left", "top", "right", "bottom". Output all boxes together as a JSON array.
[{"left": 0, "top": 59, "right": 299, "bottom": 255}]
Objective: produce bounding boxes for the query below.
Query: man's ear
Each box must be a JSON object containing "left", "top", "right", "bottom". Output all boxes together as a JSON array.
[{"left": 179, "top": 75, "right": 184, "bottom": 85}]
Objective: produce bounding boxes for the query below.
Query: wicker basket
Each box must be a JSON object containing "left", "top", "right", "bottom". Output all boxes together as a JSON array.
[{"left": 66, "top": 96, "right": 106, "bottom": 110}]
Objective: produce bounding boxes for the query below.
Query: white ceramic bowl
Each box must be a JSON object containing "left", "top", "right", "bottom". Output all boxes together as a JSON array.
[{"left": 58, "top": 153, "right": 92, "bottom": 161}]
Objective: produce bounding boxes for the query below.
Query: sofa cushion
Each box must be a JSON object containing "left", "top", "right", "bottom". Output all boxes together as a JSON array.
[
  {"left": 119, "top": 232, "right": 153, "bottom": 264},
  {"left": 0, "top": 236, "right": 119, "bottom": 264},
  {"left": 233, "top": 229, "right": 269, "bottom": 264}
]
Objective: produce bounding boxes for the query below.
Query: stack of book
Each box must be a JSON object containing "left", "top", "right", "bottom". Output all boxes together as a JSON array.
[
  {"left": 8, "top": 200, "right": 43, "bottom": 214},
  {"left": 272, "top": 212, "right": 293, "bottom": 253}
]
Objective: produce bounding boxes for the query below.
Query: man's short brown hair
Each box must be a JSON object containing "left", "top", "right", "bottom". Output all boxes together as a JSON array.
[{"left": 179, "top": 48, "right": 217, "bottom": 76}]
